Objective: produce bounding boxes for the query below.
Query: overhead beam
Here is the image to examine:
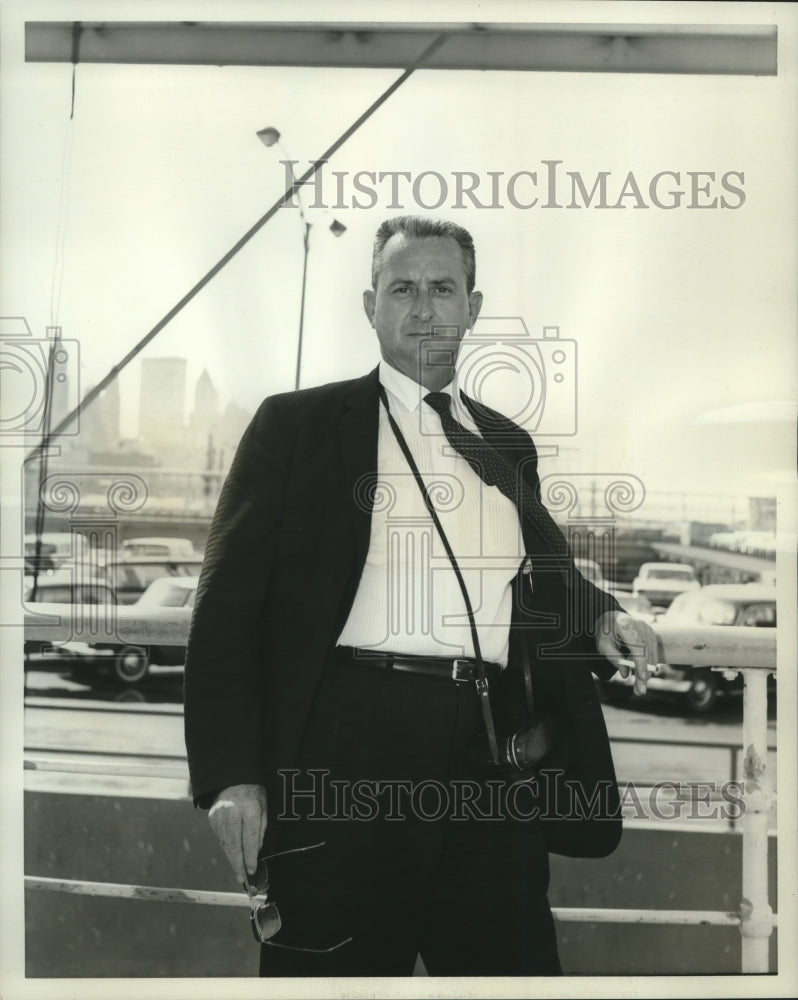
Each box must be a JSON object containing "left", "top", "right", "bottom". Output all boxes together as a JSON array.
[{"left": 25, "top": 21, "right": 777, "bottom": 75}]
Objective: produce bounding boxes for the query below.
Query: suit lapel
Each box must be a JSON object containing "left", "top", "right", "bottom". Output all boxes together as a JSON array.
[{"left": 338, "top": 367, "right": 380, "bottom": 581}]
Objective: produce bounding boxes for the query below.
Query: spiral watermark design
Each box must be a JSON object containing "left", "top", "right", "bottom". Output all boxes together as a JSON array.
[
  {"left": 39, "top": 475, "right": 82, "bottom": 514},
  {"left": 604, "top": 476, "right": 646, "bottom": 515},
  {"left": 425, "top": 476, "right": 465, "bottom": 514},
  {"left": 354, "top": 474, "right": 398, "bottom": 515},
  {"left": 107, "top": 475, "right": 149, "bottom": 515},
  {"left": 540, "top": 478, "right": 580, "bottom": 518}
]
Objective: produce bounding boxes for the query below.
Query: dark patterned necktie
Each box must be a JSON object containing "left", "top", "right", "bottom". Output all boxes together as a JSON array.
[{"left": 424, "top": 391, "right": 572, "bottom": 582}]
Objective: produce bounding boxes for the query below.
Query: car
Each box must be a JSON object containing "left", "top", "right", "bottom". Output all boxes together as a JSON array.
[
  {"left": 24, "top": 531, "right": 92, "bottom": 573},
  {"left": 23, "top": 568, "right": 116, "bottom": 606},
  {"left": 136, "top": 574, "right": 198, "bottom": 609},
  {"left": 121, "top": 536, "right": 197, "bottom": 559},
  {"left": 600, "top": 583, "right": 776, "bottom": 713},
  {"left": 133, "top": 575, "right": 199, "bottom": 667},
  {"left": 605, "top": 589, "right": 655, "bottom": 621},
  {"left": 25, "top": 574, "right": 199, "bottom": 686},
  {"left": 23, "top": 570, "right": 150, "bottom": 685},
  {"left": 101, "top": 555, "right": 204, "bottom": 604},
  {"left": 631, "top": 561, "right": 699, "bottom": 611}
]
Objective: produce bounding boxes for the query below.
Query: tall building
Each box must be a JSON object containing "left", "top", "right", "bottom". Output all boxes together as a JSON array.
[
  {"left": 218, "top": 401, "right": 252, "bottom": 471},
  {"left": 138, "top": 357, "right": 187, "bottom": 458},
  {"left": 81, "top": 379, "right": 121, "bottom": 457},
  {"left": 189, "top": 369, "right": 220, "bottom": 454}
]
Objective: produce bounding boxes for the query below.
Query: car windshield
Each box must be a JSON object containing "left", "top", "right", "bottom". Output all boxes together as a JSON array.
[
  {"left": 664, "top": 592, "right": 777, "bottom": 627},
  {"left": 124, "top": 544, "right": 173, "bottom": 557},
  {"left": 646, "top": 568, "right": 694, "bottom": 581},
  {"left": 25, "top": 584, "right": 116, "bottom": 604},
  {"left": 740, "top": 604, "right": 777, "bottom": 627},
  {"left": 138, "top": 581, "right": 192, "bottom": 607}
]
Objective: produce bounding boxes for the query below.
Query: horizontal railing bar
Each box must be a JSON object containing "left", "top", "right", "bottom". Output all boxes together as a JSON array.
[
  {"left": 24, "top": 746, "right": 186, "bottom": 761},
  {"left": 24, "top": 603, "right": 193, "bottom": 645},
  {"left": 24, "top": 608, "right": 777, "bottom": 670},
  {"left": 24, "top": 696, "right": 184, "bottom": 716},
  {"left": 25, "top": 877, "right": 776, "bottom": 927},
  {"left": 24, "top": 757, "right": 188, "bottom": 778},
  {"left": 608, "top": 734, "right": 775, "bottom": 751},
  {"left": 650, "top": 625, "right": 776, "bottom": 669},
  {"left": 552, "top": 907, "right": 746, "bottom": 926},
  {"left": 23, "top": 697, "right": 775, "bottom": 752},
  {"left": 25, "top": 877, "right": 249, "bottom": 907}
]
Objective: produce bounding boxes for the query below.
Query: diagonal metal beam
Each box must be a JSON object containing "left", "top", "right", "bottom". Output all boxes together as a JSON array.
[
  {"left": 25, "top": 21, "right": 777, "bottom": 75},
  {"left": 24, "top": 31, "right": 449, "bottom": 456}
]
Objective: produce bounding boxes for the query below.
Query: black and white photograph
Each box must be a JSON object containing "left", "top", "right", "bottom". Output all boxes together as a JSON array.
[{"left": 1, "top": 1, "right": 796, "bottom": 997}]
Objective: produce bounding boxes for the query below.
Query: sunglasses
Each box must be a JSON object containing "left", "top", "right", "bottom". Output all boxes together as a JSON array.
[{"left": 243, "top": 841, "right": 352, "bottom": 954}]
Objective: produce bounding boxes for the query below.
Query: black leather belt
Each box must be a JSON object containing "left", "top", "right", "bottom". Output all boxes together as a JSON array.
[{"left": 334, "top": 646, "right": 503, "bottom": 683}]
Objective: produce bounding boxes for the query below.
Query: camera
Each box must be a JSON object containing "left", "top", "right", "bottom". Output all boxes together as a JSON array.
[
  {"left": 0, "top": 318, "right": 80, "bottom": 435},
  {"left": 454, "top": 318, "right": 578, "bottom": 438},
  {"left": 466, "top": 713, "right": 561, "bottom": 775}
]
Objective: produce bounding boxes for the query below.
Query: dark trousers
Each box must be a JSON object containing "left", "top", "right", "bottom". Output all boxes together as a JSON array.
[{"left": 259, "top": 652, "right": 562, "bottom": 977}]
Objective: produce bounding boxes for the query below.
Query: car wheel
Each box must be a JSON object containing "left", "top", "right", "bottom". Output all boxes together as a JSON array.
[
  {"left": 112, "top": 646, "right": 149, "bottom": 685},
  {"left": 684, "top": 670, "right": 718, "bottom": 713}
]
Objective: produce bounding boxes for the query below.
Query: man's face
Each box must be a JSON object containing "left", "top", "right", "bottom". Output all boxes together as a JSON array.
[{"left": 363, "top": 235, "right": 483, "bottom": 390}]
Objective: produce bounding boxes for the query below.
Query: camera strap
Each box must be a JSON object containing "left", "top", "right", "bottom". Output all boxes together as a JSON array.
[{"left": 378, "top": 384, "right": 500, "bottom": 764}]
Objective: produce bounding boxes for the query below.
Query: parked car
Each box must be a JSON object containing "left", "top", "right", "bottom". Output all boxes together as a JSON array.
[
  {"left": 134, "top": 575, "right": 199, "bottom": 667},
  {"left": 23, "top": 570, "right": 149, "bottom": 685},
  {"left": 121, "top": 536, "right": 197, "bottom": 559},
  {"left": 101, "top": 555, "right": 204, "bottom": 604},
  {"left": 24, "top": 531, "right": 92, "bottom": 573},
  {"left": 600, "top": 584, "right": 776, "bottom": 713},
  {"left": 632, "top": 562, "right": 699, "bottom": 611},
  {"left": 606, "top": 589, "right": 655, "bottom": 621},
  {"left": 25, "top": 574, "right": 199, "bottom": 686},
  {"left": 24, "top": 569, "right": 116, "bottom": 606}
]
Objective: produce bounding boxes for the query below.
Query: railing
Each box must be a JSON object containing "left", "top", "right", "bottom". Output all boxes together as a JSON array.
[{"left": 24, "top": 607, "right": 777, "bottom": 973}]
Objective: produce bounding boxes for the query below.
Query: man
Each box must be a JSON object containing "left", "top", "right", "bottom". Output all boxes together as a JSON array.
[{"left": 184, "top": 216, "right": 656, "bottom": 976}]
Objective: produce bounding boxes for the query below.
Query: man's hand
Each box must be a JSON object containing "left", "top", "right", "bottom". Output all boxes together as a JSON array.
[
  {"left": 208, "top": 783, "right": 267, "bottom": 888},
  {"left": 595, "top": 610, "right": 659, "bottom": 695}
]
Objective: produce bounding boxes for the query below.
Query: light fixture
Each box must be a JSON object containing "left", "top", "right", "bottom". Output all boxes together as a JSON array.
[
  {"left": 255, "top": 126, "right": 281, "bottom": 148},
  {"left": 256, "top": 126, "right": 346, "bottom": 390}
]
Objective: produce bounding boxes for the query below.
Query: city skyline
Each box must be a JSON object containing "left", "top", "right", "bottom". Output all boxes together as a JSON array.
[{"left": 76, "top": 357, "right": 252, "bottom": 471}]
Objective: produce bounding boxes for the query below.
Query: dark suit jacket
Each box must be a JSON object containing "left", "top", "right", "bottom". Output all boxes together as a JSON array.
[{"left": 184, "top": 367, "right": 623, "bottom": 857}]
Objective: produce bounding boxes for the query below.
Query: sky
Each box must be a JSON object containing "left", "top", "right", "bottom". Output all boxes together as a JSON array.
[{"left": 2, "top": 0, "right": 796, "bottom": 509}]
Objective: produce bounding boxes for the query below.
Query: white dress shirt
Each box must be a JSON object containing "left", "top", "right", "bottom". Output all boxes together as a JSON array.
[{"left": 337, "top": 362, "right": 525, "bottom": 666}]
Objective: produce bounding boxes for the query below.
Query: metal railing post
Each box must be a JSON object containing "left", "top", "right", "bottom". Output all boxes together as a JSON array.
[{"left": 739, "top": 666, "right": 775, "bottom": 972}]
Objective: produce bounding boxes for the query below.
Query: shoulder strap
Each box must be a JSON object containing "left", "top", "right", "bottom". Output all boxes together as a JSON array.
[{"left": 378, "top": 384, "right": 499, "bottom": 764}]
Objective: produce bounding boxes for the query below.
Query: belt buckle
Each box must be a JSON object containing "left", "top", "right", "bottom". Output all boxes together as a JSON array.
[{"left": 451, "top": 659, "right": 472, "bottom": 683}]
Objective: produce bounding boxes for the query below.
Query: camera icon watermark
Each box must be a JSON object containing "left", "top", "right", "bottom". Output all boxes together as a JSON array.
[
  {"left": 415, "top": 317, "right": 577, "bottom": 440},
  {"left": 456, "top": 318, "right": 577, "bottom": 438},
  {"left": 0, "top": 317, "right": 80, "bottom": 437}
]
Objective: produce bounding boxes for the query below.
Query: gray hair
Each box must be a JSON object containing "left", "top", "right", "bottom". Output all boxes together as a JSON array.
[{"left": 371, "top": 216, "right": 477, "bottom": 294}]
